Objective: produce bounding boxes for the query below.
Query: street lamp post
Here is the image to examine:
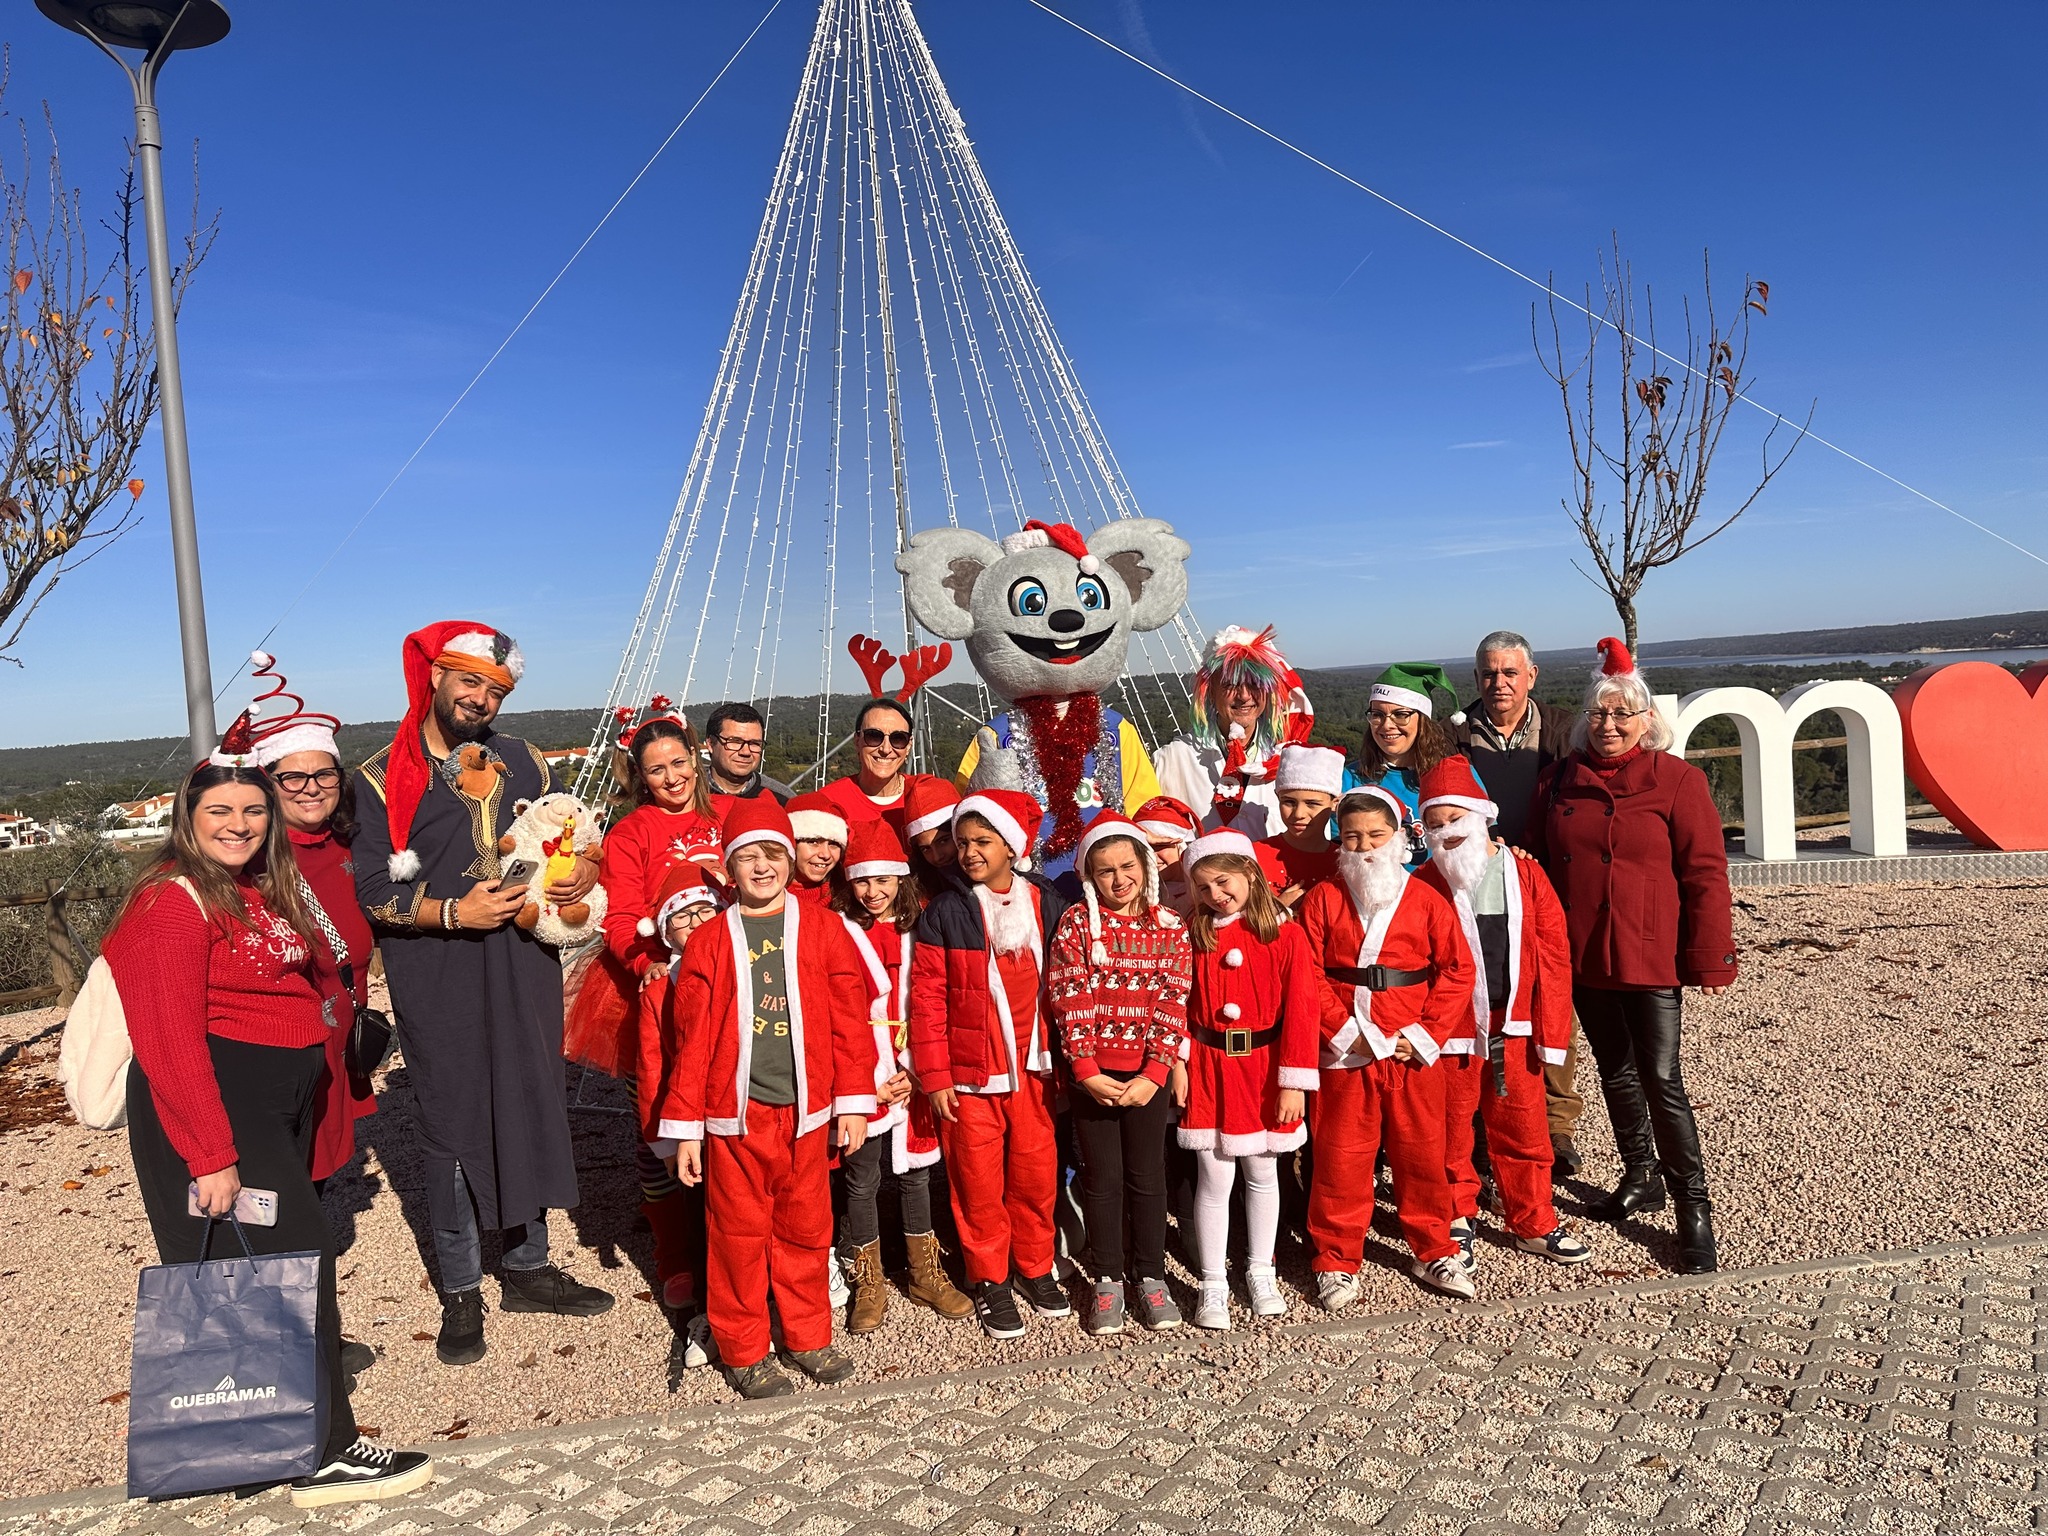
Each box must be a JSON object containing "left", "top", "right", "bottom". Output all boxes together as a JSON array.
[{"left": 35, "top": 1, "right": 231, "bottom": 765}]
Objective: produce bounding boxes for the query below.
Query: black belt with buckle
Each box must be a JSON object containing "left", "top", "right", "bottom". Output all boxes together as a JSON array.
[
  {"left": 1324, "top": 964, "right": 1433, "bottom": 991},
  {"left": 1189, "top": 1022, "right": 1283, "bottom": 1057}
]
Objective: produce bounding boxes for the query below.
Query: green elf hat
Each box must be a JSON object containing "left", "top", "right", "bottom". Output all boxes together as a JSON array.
[{"left": 1369, "top": 662, "right": 1466, "bottom": 725}]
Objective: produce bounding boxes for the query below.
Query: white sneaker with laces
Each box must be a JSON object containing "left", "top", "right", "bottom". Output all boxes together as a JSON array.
[
  {"left": 1411, "top": 1254, "right": 1478, "bottom": 1300},
  {"left": 1192, "top": 1280, "right": 1231, "bottom": 1331},
  {"left": 828, "top": 1252, "right": 851, "bottom": 1308},
  {"left": 1514, "top": 1227, "right": 1594, "bottom": 1265},
  {"left": 1450, "top": 1217, "right": 1478, "bottom": 1277},
  {"left": 1315, "top": 1269, "right": 1362, "bottom": 1313},
  {"left": 681, "top": 1311, "right": 718, "bottom": 1368},
  {"left": 290, "top": 1438, "right": 433, "bottom": 1509},
  {"left": 1245, "top": 1263, "right": 1287, "bottom": 1318}
]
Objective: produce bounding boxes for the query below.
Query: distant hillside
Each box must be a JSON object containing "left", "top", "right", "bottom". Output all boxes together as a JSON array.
[{"left": 1635, "top": 610, "right": 2048, "bottom": 660}]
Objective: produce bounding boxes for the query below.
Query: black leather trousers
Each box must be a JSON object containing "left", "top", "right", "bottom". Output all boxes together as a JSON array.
[{"left": 1573, "top": 985, "right": 1710, "bottom": 1203}]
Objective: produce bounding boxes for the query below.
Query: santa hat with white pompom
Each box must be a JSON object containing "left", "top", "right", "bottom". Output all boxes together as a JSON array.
[
  {"left": 208, "top": 650, "right": 343, "bottom": 770},
  {"left": 1071, "top": 810, "right": 1177, "bottom": 963}
]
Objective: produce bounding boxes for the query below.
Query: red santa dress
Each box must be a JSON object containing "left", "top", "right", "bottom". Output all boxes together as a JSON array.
[
  {"left": 1415, "top": 853, "right": 1573, "bottom": 1238},
  {"left": 656, "top": 900, "right": 878, "bottom": 1368},
  {"left": 1297, "top": 874, "right": 1475, "bottom": 1269},
  {"left": 841, "top": 915, "right": 943, "bottom": 1173},
  {"left": 1176, "top": 915, "right": 1321, "bottom": 1156}
]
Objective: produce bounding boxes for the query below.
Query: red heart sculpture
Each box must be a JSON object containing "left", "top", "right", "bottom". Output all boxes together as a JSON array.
[{"left": 1895, "top": 661, "right": 2048, "bottom": 850}]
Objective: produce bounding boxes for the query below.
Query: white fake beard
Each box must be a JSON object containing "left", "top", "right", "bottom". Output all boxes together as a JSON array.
[
  {"left": 1426, "top": 812, "right": 1496, "bottom": 895},
  {"left": 1336, "top": 837, "right": 1407, "bottom": 916},
  {"left": 977, "top": 881, "right": 1037, "bottom": 957}
]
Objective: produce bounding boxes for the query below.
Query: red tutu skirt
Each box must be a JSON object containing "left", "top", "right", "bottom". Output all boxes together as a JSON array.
[{"left": 562, "top": 945, "right": 640, "bottom": 1080}]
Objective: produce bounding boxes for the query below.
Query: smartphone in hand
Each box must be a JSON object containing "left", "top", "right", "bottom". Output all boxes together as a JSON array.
[
  {"left": 498, "top": 857, "right": 539, "bottom": 892},
  {"left": 187, "top": 1184, "right": 279, "bottom": 1226}
]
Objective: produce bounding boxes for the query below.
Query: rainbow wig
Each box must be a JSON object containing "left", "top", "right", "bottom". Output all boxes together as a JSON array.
[{"left": 1190, "top": 625, "right": 1294, "bottom": 751}]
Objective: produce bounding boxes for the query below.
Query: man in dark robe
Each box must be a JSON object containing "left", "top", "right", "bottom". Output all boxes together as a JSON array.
[{"left": 352, "top": 620, "right": 611, "bottom": 1366}]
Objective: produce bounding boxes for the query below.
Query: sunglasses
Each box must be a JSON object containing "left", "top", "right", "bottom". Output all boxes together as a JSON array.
[{"left": 859, "top": 728, "right": 912, "bottom": 751}]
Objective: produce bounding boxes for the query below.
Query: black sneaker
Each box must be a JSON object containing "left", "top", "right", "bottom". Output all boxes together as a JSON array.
[
  {"left": 785, "top": 1343, "right": 857, "bottom": 1384},
  {"left": 729, "top": 1358, "right": 796, "bottom": 1399},
  {"left": 436, "top": 1287, "right": 486, "bottom": 1367},
  {"left": 340, "top": 1339, "right": 376, "bottom": 1378},
  {"left": 1015, "top": 1270, "right": 1071, "bottom": 1318},
  {"left": 500, "top": 1264, "right": 615, "bottom": 1317},
  {"left": 974, "top": 1280, "right": 1027, "bottom": 1340},
  {"left": 290, "top": 1438, "right": 433, "bottom": 1509}
]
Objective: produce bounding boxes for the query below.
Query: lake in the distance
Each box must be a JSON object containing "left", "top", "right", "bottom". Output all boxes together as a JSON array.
[{"left": 1635, "top": 647, "right": 2048, "bottom": 671}]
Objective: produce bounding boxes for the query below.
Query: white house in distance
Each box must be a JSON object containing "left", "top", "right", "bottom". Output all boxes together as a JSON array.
[
  {"left": 0, "top": 812, "right": 52, "bottom": 850},
  {"left": 101, "top": 793, "right": 176, "bottom": 846}
]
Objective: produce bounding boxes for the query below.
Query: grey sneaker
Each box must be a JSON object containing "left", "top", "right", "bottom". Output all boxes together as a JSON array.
[
  {"left": 729, "top": 1358, "right": 797, "bottom": 1399},
  {"left": 1084, "top": 1279, "right": 1126, "bottom": 1336},
  {"left": 1130, "top": 1277, "right": 1182, "bottom": 1331}
]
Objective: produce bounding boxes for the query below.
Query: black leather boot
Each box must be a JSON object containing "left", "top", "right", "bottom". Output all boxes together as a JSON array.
[
  {"left": 1587, "top": 1166, "right": 1666, "bottom": 1222},
  {"left": 1675, "top": 1200, "right": 1717, "bottom": 1274}
]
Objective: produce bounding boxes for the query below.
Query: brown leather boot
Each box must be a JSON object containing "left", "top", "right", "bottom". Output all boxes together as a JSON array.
[
  {"left": 846, "top": 1241, "right": 888, "bottom": 1334},
  {"left": 903, "top": 1231, "right": 973, "bottom": 1320}
]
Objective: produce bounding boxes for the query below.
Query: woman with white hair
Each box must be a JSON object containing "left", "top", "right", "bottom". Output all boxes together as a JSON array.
[{"left": 1525, "top": 638, "right": 1736, "bottom": 1275}]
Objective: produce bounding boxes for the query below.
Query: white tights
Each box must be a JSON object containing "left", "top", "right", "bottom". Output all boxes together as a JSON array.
[{"left": 1193, "top": 1146, "right": 1279, "bottom": 1282}]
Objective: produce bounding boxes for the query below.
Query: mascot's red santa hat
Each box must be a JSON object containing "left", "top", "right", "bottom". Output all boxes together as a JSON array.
[{"left": 382, "top": 620, "right": 525, "bottom": 882}]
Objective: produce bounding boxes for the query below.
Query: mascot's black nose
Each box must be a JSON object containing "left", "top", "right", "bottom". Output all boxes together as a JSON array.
[{"left": 1047, "top": 608, "right": 1086, "bottom": 634}]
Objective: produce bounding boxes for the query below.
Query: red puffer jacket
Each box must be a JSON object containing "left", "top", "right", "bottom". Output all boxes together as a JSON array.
[
  {"left": 908, "top": 872, "right": 1072, "bottom": 1093},
  {"left": 1525, "top": 747, "right": 1738, "bottom": 991}
]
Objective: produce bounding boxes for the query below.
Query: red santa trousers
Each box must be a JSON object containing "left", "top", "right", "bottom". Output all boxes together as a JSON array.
[
  {"left": 938, "top": 1072, "right": 1058, "bottom": 1286},
  {"left": 1443, "top": 1042, "right": 1558, "bottom": 1238},
  {"left": 704, "top": 1104, "right": 833, "bottom": 1369},
  {"left": 1307, "top": 1058, "right": 1456, "bottom": 1268}
]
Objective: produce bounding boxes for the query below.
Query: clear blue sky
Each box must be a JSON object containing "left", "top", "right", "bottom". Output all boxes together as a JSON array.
[{"left": 5, "top": 0, "right": 2043, "bottom": 747}]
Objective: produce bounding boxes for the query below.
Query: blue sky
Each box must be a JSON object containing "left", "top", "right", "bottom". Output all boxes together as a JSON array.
[{"left": 5, "top": 0, "right": 2044, "bottom": 747}]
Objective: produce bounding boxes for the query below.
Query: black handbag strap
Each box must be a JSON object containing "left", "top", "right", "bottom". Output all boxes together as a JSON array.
[{"left": 198, "top": 1212, "right": 258, "bottom": 1262}]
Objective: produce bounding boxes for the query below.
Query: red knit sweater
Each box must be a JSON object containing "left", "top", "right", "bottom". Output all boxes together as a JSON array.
[
  {"left": 1046, "top": 904, "right": 1191, "bottom": 1084},
  {"left": 599, "top": 803, "right": 724, "bottom": 979},
  {"left": 103, "top": 875, "right": 329, "bottom": 1177}
]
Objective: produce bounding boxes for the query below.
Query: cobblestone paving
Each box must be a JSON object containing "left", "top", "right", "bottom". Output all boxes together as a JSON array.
[{"left": 5, "top": 1238, "right": 2042, "bottom": 1535}]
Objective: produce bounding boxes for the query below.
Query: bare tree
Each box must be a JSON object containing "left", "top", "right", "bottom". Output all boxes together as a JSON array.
[
  {"left": 1535, "top": 238, "right": 1810, "bottom": 654},
  {"left": 0, "top": 57, "right": 215, "bottom": 662}
]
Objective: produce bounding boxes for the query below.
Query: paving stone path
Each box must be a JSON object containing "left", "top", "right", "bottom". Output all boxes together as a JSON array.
[{"left": 4, "top": 1235, "right": 2041, "bottom": 1535}]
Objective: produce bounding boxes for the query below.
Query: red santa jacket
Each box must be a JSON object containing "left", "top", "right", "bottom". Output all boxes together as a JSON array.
[
  {"left": 1413, "top": 854, "right": 1573, "bottom": 1063},
  {"left": 1296, "top": 874, "right": 1475, "bottom": 1068},
  {"left": 655, "top": 900, "right": 879, "bottom": 1143},
  {"left": 1525, "top": 747, "right": 1738, "bottom": 990},
  {"left": 1186, "top": 916, "right": 1322, "bottom": 1092}
]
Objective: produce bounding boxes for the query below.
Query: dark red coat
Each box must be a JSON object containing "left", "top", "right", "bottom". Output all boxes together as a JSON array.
[{"left": 1525, "top": 748, "right": 1738, "bottom": 990}]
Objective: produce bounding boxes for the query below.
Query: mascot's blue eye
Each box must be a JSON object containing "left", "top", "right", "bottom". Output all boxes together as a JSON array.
[
  {"left": 1076, "top": 574, "right": 1109, "bottom": 611},
  {"left": 1008, "top": 578, "right": 1048, "bottom": 618}
]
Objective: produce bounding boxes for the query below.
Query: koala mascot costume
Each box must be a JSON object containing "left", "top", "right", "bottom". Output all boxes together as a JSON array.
[{"left": 897, "top": 518, "right": 1188, "bottom": 890}]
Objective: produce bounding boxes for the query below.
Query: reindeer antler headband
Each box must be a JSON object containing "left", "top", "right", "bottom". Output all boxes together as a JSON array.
[{"left": 847, "top": 635, "right": 953, "bottom": 701}]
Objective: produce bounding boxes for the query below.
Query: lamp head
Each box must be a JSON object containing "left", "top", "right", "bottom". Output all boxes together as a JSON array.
[{"left": 35, "top": 0, "right": 231, "bottom": 52}]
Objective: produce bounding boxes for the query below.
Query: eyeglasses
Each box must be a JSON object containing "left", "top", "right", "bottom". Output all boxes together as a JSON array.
[
  {"left": 711, "top": 734, "right": 764, "bottom": 753},
  {"left": 1368, "top": 708, "right": 1419, "bottom": 726},
  {"left": 1583, "top": 708, "right": 1646, "bottom": 725},
  {"left": 272, "top": 768, "right": 342, "bottom": 792},
  {"left": 859, "top": 728, "right": 913, "bottom": 751}
]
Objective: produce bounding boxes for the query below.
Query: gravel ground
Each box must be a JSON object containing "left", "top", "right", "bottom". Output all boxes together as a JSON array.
[{"left": 2, "top": 876, "right": 2043, "bottom": 1501}]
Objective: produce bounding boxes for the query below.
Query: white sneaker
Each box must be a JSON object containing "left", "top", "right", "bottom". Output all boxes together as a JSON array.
[
  {"left": 1514, "top": 1227, "right": 1594, "bottom": 1265},
  {"left": 1412, "top": 1254, "right": 1478, "bottom": 1300},
  {"left": 828, "top": 1252, "right": 851, "bottom": 1309},
  {"left": 680, "top": 1311, "right": 718, "bottom": 1369},
  {"left": 1245, "top": 1263, "right": 1287, "bottom": 1318},
  {"left": 1450, "top": 1217, "right": 1478, "bottom": 1277},
  {"left": 1314, "top": 1269, "right": 1361, "bottom": 1313},
  {"left": 1192, "top": 1280, "right": 1231, "bottom": 1331}
]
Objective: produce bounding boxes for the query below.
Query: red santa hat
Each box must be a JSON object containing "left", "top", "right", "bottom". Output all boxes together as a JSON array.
[
  {"left": 1000, "top": 518, "right": 1099, "bottom": 575},
  {"left": 638, "top": 860, "right": 725, "bottom": 942},
  {"left": 903, "top": 775, "right": 962, "bottom": 840},
  {"left": 723, "top": 796, "right": 795, "bottom": 859},
  {"left": 1595, "top": 635, "right": 1638, "bottom": 681},
  {"left": 1339, "top": 784, "right": 1409, "bottom": 827},
  {"left": 1185, "top": 827, "right": 1258, "bottom": 870},
  {"left": 1072, "top": 810, "right": 1175, "bottom": 963},
  {"left": 1133, "top": 795, "right": 1201, "bottom": 847},
  {"left": 1416, "top": 755, "right": 1498, "bottom": 822},
  {"left": 954, "top": 789, "right": 1043, "bottom": 870},
  {"left": 845, "top": 819, "right": 911, "bottom": 879},
  {"left": 381, "top": 620, "right": 526, "bottom": 882},
  {"left": 1274, "top": 743, "right": 1345, "bottom": 796},
  {"left": 785, "top": 791, "right": 849, "bottom": 847},
  {"left": 208, "top": 651, "right": 342, "bottom": 771}
]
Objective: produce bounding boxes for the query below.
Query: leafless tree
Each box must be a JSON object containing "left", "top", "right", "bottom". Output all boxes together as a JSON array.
[
  {"left": 1535, "top": 238, "right": 1811, "bottom": 654},
  {"left": 0, "top": 57, "right": 215, "bottom": 662}
]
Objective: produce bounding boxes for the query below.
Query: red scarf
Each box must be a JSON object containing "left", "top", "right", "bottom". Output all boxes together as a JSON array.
[{"left": 1015, "top": 692, "right": 1102, "bottom": 857}]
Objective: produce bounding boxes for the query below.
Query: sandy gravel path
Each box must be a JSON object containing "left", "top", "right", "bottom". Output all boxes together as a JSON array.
[{"left": 1, "top": 877, "right": 2041, "bottom": 1500}]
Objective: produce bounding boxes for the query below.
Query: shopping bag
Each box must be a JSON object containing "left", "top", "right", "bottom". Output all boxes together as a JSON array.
[{"left": 125, "top": 1215, "right": 328, "bottom": 1500}]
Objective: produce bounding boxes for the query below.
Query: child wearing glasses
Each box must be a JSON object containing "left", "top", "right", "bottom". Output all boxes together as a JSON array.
[{"left": 1342, "top": 663, "right": 1488, "bottom": 870}]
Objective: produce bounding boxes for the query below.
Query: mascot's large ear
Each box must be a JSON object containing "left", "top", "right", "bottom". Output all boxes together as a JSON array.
[
  {"left": 1086, "top": 519, "right": 1190, "bottom": 633},
  {"left": 896, "top": 527, "right": 1003, "bottom": 642}
]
